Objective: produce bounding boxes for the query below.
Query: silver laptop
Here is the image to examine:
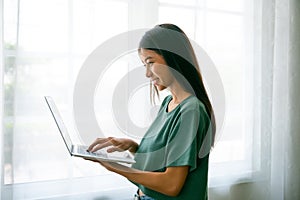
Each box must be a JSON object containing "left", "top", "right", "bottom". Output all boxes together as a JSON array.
[{"left": 44, "top": 96, "right": 136, "bottom": 164}]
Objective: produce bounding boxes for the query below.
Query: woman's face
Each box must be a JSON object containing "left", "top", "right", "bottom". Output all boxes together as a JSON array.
[{"left": 139, "top": 48, "right": 174, "bottom": 91}]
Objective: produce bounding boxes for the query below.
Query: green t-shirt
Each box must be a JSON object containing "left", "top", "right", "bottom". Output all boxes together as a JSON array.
[{"left": 131, "top": 95, "right": 212, "bottom": 200}]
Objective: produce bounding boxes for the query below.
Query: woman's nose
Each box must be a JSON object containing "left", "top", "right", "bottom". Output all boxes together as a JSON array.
[{"left": 145, "top": 67, "right": 152, "bottom": 78}]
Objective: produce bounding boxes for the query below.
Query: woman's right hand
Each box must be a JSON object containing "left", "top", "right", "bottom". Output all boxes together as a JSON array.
[{"left": 87, "top": 137, "right": 139, "bottom": 154}]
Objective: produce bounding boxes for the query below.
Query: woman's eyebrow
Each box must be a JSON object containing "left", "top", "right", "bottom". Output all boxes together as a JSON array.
[{"left": 144, "top": 56, "right": 153, "bottom": 63}]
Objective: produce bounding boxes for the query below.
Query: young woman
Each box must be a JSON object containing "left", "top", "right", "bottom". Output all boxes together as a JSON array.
[{"left": 86, "top": 24, "right": 216, "bottom": 200}]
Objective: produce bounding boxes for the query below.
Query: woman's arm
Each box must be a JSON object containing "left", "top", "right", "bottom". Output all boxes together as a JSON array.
[
  {"left": 97, "top": 161, "right": 189, "bottom": 197},
  {"left": 86, "top": 137, "right": 189, "bottom": 196}
]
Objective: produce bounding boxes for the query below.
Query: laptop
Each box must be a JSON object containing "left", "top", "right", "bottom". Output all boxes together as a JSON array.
[{"left": 44, "top": 96, "right": 136, "bottom": 164}]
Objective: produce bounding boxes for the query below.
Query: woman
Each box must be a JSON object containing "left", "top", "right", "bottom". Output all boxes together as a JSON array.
[{"left": 86, "top": 24, "right": 216, "bottom": 200}]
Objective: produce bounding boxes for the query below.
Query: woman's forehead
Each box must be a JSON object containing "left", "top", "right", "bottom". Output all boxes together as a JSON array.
[
  {"left": 139, "top": 49, "right": 156, "bottom": 56},
  {"left": 139, "top": 49, "right": 162, "bottom": 60}
]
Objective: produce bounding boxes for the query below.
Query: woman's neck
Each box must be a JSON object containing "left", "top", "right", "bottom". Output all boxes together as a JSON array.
[{"left": 168, "top": 81, "right": 192, "bottom": 104}]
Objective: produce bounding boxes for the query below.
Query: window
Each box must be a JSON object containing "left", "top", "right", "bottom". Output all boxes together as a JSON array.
[
  {"left": 2, "top": 0, "right": 258, "bottom": 198},
  {"left": 3, "top": 0, "right": 134, "bottom": 198}
]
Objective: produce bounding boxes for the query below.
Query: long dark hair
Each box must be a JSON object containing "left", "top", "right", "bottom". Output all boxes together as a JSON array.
[{"left": 139, "top": 23, "right": 216, "bottom": 148}]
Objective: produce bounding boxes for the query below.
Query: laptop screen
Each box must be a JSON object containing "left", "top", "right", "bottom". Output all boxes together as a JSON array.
[{"left": 45, "top": 96, "right": 73, "bottom": 154}]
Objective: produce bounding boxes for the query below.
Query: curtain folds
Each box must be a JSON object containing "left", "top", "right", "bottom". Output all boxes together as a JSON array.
[
  {"left": 0, "top": 0, "right": 4, "bottom": 196},
  {"left": 261, "top": 0, "right": 300, "bottom": 199},
  {"left": 285, "top": 0, "right": 300, "bottom": 199}
]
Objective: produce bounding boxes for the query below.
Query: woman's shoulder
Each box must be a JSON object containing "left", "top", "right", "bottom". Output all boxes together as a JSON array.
[
  {"left": 160, "top": 95, "right": 207, "bottom": 115},
  {"left": 180, "top": 95, "right": 206, "bottom": 112}
]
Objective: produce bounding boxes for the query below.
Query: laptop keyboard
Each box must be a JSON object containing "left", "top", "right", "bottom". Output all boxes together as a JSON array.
[
  {"left": 77, "top": 146, "right": 108, "bottom": 158},
  {"left": 76, "top": 145, "right": 134, "bottom": 163}
]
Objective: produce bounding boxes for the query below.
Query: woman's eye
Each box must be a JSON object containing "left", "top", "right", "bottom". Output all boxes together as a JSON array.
[
  {"left": 143, "top": 61, "right": 154, "bottom": 69},
  {"left": 147, "top": 62, "right": 154, "bottom": 67}
]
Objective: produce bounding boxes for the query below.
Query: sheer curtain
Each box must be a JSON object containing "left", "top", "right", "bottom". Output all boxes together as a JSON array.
[
  {"left": 209, "top": 1, "right": 300, "bottom": 198},
  {"left": 248, "top": 0, "right": 300, "bottom": 199},
  {"left": 268, "top": 0, "right": 300, "bottom": 199},
  {"left": 0, "top": 0, "right": 4, "bottom": 196}
]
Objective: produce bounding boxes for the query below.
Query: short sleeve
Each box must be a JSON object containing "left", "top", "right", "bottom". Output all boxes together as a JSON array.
[{"left": 165, "top": 108, "right": 201, "bottom": 172}]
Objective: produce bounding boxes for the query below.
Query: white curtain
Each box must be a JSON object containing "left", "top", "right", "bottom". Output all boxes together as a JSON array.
[
  {"left": 256, "top": 0, "right": 300, "bottom": 199},
  {"left": 209, "top": 0, "right": 300, "bottom": 199},
  {"left": 279, "top": 0, "right": 300, "bottom": 198},
  {"left": 0, "top": 0, "right": 4, "bottom": 196}
]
